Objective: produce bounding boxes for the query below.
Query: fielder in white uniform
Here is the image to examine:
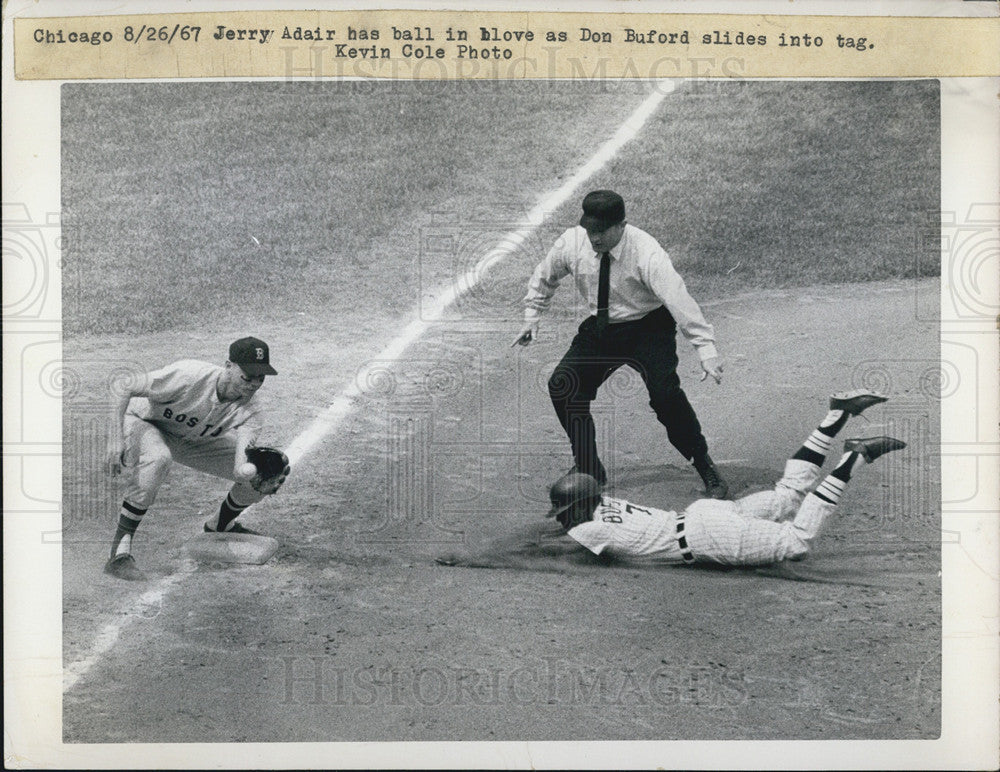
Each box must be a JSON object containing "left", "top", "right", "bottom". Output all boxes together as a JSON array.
[
  {"left": 546, "top": 390, "right": 905, "bottom": 566},
  {"left": 103, "top": 336, "right": 280, "bottom": 580}
]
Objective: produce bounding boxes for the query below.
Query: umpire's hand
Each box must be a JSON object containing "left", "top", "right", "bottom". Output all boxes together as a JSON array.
[
  {"left": 700, "top": 356, "right": 724, "bottom": 384},
  {"left": 511, "top": 320, "right": 539, "bottom": 347}
]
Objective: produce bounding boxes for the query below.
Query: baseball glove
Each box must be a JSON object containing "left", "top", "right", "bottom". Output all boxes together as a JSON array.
[{"left": 245, "top": 446, "right": 291, "bottom": 495}]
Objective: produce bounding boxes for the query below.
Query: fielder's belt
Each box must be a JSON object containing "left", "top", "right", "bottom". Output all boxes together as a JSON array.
[{"left": 675, "top": 512, "right": 696, "bottom": 564}]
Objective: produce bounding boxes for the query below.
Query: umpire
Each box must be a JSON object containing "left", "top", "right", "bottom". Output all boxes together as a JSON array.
[{"left": 514, "top": 190, "right": 728, "bottom": 498}]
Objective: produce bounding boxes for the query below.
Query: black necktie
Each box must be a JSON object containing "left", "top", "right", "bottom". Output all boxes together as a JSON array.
[{"left": 596, "top": 251, "right": 611, "bottom": 331}]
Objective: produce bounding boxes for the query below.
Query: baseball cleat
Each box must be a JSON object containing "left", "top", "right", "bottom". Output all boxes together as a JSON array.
[
  {"left": 103, "top": 553, "right": 146, "bottom": 581},
  {"left": 204, "top": 521, "right": 263, "bottom": 536},
  {"left": 693, "top": 455, "right": 729, "bottom": 499},
  {"left": 829, "top": 389, "right": 888, "bottom": 416},
  {"left": 843, "top": 436, "right": 906, "bottom": 463}
]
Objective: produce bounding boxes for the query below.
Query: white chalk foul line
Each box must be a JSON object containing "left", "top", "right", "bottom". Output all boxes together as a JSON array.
[
  {"left": 285, "top": 80, "right": 677, "bottom": 464},
  {"left": 64, "top": 81, "right": 677, "bottom": 693},
  {"left": 63, "top": 560, "right": 196, "bottom": 692}
]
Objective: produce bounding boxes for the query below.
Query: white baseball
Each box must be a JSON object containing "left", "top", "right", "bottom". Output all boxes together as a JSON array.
[{"left": 239, "top": 462, "right": 257, "bottom": 478}]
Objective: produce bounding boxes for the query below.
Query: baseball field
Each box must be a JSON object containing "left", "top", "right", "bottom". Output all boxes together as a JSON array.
[{"left": 61, "top": 80, "right": 941, "bottom": 744}]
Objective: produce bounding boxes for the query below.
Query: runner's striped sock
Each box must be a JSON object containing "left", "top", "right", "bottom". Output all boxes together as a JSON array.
[
  {"left": 792, "top": 409, "right": 849, "bottom": 466},
  {"left": 812, "top": 450, "right": 864, "bottom": 504},
  {"left": 111, "top": 501, "right": 146, "bottom": 558}
]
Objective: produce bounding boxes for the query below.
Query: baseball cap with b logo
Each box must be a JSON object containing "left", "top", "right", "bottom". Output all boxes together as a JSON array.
[{"left": 229, "top": 336, "right": 278, "bottom": 376}]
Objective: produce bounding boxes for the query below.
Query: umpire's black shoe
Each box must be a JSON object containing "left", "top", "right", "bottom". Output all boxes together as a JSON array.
[
  {"left": 103, "top": 553, "right": 146, "bottom": 581},
  {"left": 843, "top": 436, "right": 906, "bottom": 463},
  {"left": 204, "top": 521, "right": 263, "bottom": 536},
  {"left": 570, "top": 463, "right": 607, "bottom": 487},
  {"left": 830, "top": 389, "right": 889, "bottom": 416},
  {"left": 693, "top": 455, "right": 729, "bottom": 499}
]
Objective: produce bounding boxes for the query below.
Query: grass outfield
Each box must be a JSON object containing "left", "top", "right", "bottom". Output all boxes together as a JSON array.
[
  {"left": 62, "top": 80, "right": 942, "bottom": 743},
  {"left": 61, "top": 81, "right": 648, "bottom": 335},
  {"left": 62, "top": 80, "right": 938, "bottom": 335},
  {"left": 582, "top": 80, "right": 939, "bottom": 291}
]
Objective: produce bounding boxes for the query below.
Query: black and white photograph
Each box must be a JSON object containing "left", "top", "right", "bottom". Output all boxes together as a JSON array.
[{"left": 3, "top": 1, "right": 998, "bottom": 769}]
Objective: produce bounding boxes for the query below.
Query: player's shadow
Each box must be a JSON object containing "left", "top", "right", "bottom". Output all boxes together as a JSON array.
[
  {"left": 433, "top": 541, "right": 890, "bottom": 586},
  {"left": 434, "top": 520, "right": 614, "bottom": 572},
  {"left": 431, "top": 463, "right": 897, "bottom": 586}
]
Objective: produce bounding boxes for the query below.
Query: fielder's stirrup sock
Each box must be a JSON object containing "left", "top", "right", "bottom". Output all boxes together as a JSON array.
[
  {"left": 210, "top": 493, "right": 250, "bottom": 532},
  {"left": 812, "top": 451, "right": 864, "bottom": 504},
  {"left": 110, "top": 501, "right": 146, "bottom": 558}
]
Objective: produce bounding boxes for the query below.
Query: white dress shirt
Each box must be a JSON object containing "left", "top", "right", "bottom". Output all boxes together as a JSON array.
[{"left": 523, "top": 224, "right": 718, "bottom": 361}]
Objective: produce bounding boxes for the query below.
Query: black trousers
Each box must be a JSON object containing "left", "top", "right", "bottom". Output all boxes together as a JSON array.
[{"left": 547, "top": 306, "right": 709, "bottom": 476}]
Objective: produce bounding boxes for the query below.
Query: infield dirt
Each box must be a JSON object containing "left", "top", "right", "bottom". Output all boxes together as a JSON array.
[
  {"left": 63, "top": 278, "right": 940, "bottom": 741},
  {"left": 60, "top": 79, "right": 940, "bottom": 742}
]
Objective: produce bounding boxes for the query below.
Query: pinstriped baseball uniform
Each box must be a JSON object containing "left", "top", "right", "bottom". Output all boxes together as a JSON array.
[
  {"left": 567, "top": 460, "right": 834, "bottom": 565},
  {"left": 123, "top": 359, "right": 265, "bottom": 509}
]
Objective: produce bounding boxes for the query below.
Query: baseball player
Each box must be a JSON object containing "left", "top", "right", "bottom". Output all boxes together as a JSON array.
[
  {"left": 546, "top": 389, "right": 904, "bottom": 566},
  {"left": 102, "top": 336, "right": 289, "bottom": 581},
  {"left": 514, "top": 190, "right": 728, "bottom": 498}
]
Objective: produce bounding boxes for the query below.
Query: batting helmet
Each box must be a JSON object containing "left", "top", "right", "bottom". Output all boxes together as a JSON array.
[{"left": 546, "top": 472, "right": 603, "bottom": 519}]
